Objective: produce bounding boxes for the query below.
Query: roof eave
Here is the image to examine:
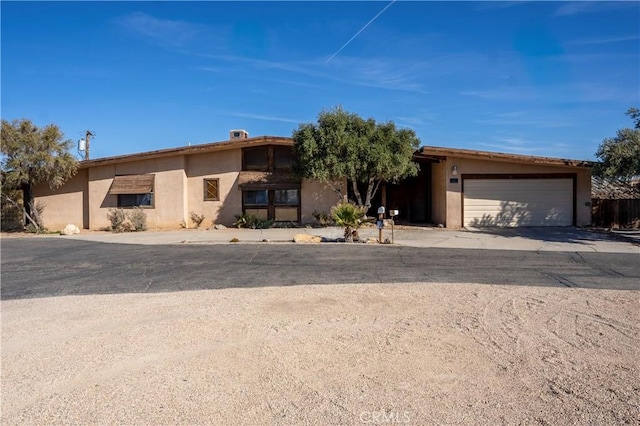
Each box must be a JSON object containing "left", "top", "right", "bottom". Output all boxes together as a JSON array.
[
  {"left": 78, "top": 135, "right": 294, "bottom": 169},
  {"left": 416, "top": 146, "right": 594, "bottom": 168}
]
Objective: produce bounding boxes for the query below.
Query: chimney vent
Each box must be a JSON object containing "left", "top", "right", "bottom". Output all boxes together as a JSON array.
[{"left": 230, "top": 129, "right": 249, "bottom": 140}]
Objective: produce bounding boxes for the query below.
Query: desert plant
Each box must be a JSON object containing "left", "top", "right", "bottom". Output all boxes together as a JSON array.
[
  {"left": 312, "top": 210, "right": 333, "bottom": 226},
  {"left": 129, "top": 207, "right": 148, "bottom": 231},
  {"left": 107, "top": 208, "right": 127, "bottom": 232},
  {"left": 331, "top": 201, "right": 366, "bottom": 242},
  {"left": 233, "top": 213, "right": 272, "bottom": 229},
  {"left": 120, "top": 221, "right": 134, "bottom": 233},
  {"left": 230, "top": 237, "right": 240, "bottom": 243},
  {"left": 190, "top": 211, "right": 205, "bottom": 228}
]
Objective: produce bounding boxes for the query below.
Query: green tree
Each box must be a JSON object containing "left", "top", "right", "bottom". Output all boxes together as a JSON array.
[
  {"left": 1, "top": 119, "right": 78, "bottom": 229},
  {"left": 292, "top": 106, "right": 420, "bottom": 210},
  {"left": 594, "top": 108, "right": 640, "bottom": 181}
]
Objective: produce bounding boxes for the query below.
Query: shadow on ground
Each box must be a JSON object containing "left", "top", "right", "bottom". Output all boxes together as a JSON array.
[
  {"left": 464, "top": 226, "right": 625, "bottom": 246},
  {"left": 2, "top": 238, "right": 639, "bottom": 300}
]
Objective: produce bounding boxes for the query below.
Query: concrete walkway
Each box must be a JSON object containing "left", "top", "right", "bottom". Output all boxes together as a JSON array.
[{"left": 36, "top": 226, "right": 640, "bottom": 253}]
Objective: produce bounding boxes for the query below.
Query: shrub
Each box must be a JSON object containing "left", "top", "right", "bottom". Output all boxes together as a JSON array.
[
  {"left": 230, "top": 237, "right": 240, "bottom": 243},
  {"left": 233, "top": 213, "right": 272, "bottom": 229},
  {"left": 129, "top": 207, "right": 148, "bottom": 231},
  {"left": 107, "top": 208, "right": 127, "bottom": 232},
  {"left": 312, "top": 210, "right": 333, "bottom": 226},
  {"left": 106, "top": 208, "right": 147, "bottom": 232},
  {"left": 190, "top": 211, "right": 205, "bottom": 228},
  {"left": 331, "top": 201, "right": 366, "bottom": 242}
]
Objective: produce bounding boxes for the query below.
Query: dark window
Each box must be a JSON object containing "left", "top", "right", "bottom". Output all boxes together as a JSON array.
[
  {"left": 274, "top": 146, "right": 295, "bottom": 171},
  {"left": 243, "top": 190, "right": 268, "bottom": 206},
  {"left": 118, "top": 193, "right": 153, "bottom": 208},
  {"left": 274, "top": 189, "right": 299, "bottom": 205},
  {"left": 204, "top": 179, "right": 220, "bottom": 201},
  {"left": 243, "top": 147, "right": 269, "bottom": 171},
  {"left": 243, "top": 188, "right": 300, "bottom": 223}
]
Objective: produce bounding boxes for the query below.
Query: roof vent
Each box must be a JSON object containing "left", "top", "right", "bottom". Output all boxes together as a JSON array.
[{"left": 230, "top": 129, "right": 249, "bottom": 140}]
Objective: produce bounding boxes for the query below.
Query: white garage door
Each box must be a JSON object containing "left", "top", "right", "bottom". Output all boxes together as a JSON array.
[{"left": 463, "top": 178, "right": 573, "bottom": 227}]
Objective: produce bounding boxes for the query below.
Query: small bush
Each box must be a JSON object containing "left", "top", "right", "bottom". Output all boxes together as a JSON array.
[
  {"left": 312, "top": 210, "right": 333, "bottom": 226},
  {"left": 107, "top": 208, "right": 127, "bottom": 232},
  {"left": 129, "top": 208, "right": 148, "bottom": 231},
  {"left": 230, "top": 237, "right": 240, "bottom": 243},
  {"left": 331, "top": 201, "right": 366, "bottom": 242},
  {"left": 106, "top": 208, "right": 147, "bottom": 232},
  {"left": 25, "top": 223, "right": 48, "bottom": 234},
  {"left": 190, "top": 211, "right": 205, "bottom": 228},
  {"left": 233, "top": 214, "right": 272, "bottom": 229}
]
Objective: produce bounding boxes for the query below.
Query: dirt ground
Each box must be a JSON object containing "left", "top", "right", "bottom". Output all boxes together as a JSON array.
[{"left": 2, "top": 283, "right": 639, "bottom": 425}]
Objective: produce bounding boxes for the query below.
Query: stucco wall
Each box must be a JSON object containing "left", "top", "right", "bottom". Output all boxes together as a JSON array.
[
  {"left": 88, "top": 157, "right": 188, "bottom": 230},
  {"left": 33, "top": 169, "right": 88, "bottom": 230},
  {"left": 185, "top": 149, "right": 242, "bottom": 227},
  {"left": 441, "top": 156, "right": 591, "bottom": 228},
  {"left": 300, "top": 180, "right": 344, "bottom": 224}
]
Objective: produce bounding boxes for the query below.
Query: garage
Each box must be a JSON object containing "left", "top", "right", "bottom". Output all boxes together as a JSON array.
[{"left": 463, "top": 176, "right": 574, "bottom": 227}]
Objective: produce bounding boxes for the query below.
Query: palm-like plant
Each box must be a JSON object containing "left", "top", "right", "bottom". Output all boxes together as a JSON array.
[{"left": 331, "top": 201, "right": 366, "bottom": 242}]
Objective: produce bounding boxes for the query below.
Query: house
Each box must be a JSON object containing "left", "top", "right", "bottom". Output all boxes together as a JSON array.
[
  {"left": 33, "top": 131, "right": 594, "bottom": 230},
  {"left": 34, "top": 131, "right": 342, "bottom": 231}
]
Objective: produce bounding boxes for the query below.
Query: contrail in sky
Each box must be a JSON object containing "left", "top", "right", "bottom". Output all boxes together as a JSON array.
[{"left": 325, "top": 0, "right": 397, "bottom": 63}]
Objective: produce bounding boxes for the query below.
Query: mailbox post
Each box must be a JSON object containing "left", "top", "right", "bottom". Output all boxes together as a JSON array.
[
  {"left": 377, "top": 206, "right": 385, "bottom": 243},
  {"left": 389, "top": 209, "right": 399, "bottom": 244}
]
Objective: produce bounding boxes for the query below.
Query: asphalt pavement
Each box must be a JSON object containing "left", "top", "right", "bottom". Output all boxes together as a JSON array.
[
  {"left": 24, "top": 225, "right": 640, "bottom": 253},
  {"left": 2, "top": 233, "right": 639, "bottom": 300}
]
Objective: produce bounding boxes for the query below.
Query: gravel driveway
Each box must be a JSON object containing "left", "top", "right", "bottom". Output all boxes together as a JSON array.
[{"left": 2, "top": 283, "right": 638, "bottom": 424}]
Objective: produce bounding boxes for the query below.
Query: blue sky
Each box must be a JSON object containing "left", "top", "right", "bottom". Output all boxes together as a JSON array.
[{"left": 2, "top": 1, "right": 638, "bottom": 161}]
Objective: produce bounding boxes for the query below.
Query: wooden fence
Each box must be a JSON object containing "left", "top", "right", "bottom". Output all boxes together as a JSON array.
[{"left": 592, "top": 199, "right": 640, "bottom": 229}]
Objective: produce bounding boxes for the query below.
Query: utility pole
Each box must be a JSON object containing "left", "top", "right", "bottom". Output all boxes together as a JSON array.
[{"left": 84, "top": 131, "right": 94, "bottom": 160}]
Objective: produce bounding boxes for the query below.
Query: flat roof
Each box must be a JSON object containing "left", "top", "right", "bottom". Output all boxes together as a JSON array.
[
  {"left": 79, "top": 136, "right": 293, "bottom": 169},
  {"left": 79, "top": 136, "right": 594, "bottom": 169},
  {"left": 416, "top": 145, "right": 594, "bottom": 168}
]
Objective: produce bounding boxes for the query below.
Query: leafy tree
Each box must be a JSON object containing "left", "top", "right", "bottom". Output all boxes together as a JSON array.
[
  {"left": 594, "top": 108, "right": 640, "bottom": 181},
  {"left": 292, "top": 106, "right": 420, "bottom": 210},
  {"left": 1, "top": 119, "right": 78, "bottom": 229}
]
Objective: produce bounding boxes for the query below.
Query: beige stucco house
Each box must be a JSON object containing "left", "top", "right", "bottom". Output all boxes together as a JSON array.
[{"left": 33, "top": 131, "right": 593, "bottom": 230}]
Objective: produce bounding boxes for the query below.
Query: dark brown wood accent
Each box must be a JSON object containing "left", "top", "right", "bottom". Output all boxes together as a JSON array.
[
  {"left": 108, "top": 175, "right": 155, "bottom": 195},
  {"left": 417, "top": 146, "right": 594, "bottom": 168},
  {"left": 238, "top": 171, "right": 301, "bottom": 190},
  {"left": 592, "top": 199, "right": 640, "bottom": 229},
  {"left": 203, "top": 178, "right": 220, "bottom": 201},
  {"left": 461, "top": 173, "right": 576, "bottom": 180},
  {"left": 241, "top": 188, "right": 301, "bottom": 223}
]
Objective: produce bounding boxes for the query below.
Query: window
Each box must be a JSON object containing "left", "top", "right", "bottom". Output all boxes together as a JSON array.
[
  {"left": 118, "top": 193, "right": 153, "bottom": 208},
  {"left": 243, "top": 147, "right": 269, "bottom": 171},
  {"left": 242, "top": 145, "right": 296, "bottom": 171},
  {"left": 243, "top": 190, "right": 268, "bottom": 206},
  {"left": 242, "top": 188, "right": 300, "bottom": 223},
  {"left": 204, "top": 178, "right": 220, "bottom": 201},
  {"left": 275, "top": 189, "right": 299, "bottom": 205},
  {"left": 109, "top": 174, "right": 155, "bottom": 208},
  {"left": 274, "top": 146, "right": 295, "bottom": 171}
]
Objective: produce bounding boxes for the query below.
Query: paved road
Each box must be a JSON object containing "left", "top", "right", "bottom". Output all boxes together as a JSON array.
[{"left": 2, "top": 239, "right": 639, "bottom": 300}]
